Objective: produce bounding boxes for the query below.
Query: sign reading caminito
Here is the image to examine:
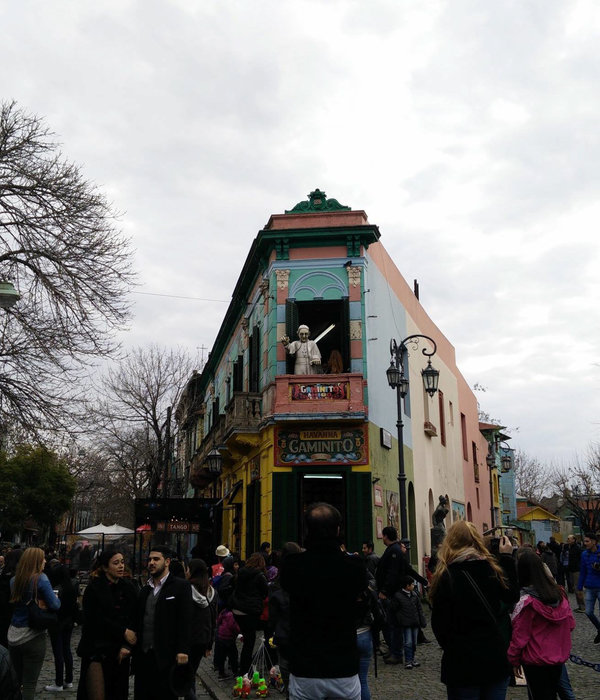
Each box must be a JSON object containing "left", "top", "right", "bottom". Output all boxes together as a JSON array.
[{"left": 275, "top": 426, "right": 368, "bottom": 466}]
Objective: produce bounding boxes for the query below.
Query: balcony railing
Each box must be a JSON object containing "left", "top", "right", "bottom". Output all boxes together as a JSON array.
[{"left": 225, "top": 392, "right": 262, "bottom": 433}]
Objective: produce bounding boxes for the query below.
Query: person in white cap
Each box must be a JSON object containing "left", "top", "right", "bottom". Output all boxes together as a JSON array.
[
  {"left": 212, "top": 545, "right": 230, "bottom": 580},
  {"left": 281, "top": 325, "right": 321, "bottom": 375}
]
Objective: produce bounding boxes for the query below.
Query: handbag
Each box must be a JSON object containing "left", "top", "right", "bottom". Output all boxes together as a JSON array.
[
  {"left": 462, "top": 570, "right": 498, "bottom": 623},
  {"left": 26, "top": 577, "right": 58, "bottom": 631}
]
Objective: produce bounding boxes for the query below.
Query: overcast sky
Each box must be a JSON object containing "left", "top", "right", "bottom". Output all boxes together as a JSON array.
[{"left": 2, "top": 0, "right": 598, "bottom": 464}]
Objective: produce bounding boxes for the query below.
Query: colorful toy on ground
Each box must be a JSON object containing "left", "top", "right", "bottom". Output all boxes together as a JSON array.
[
  {"left": 240, "top": 675, "right": 252, "bottom": 698},
  {"left": 232, "top": 676, "right": 243, "bottom": 697},
  {"left": 268, "top": 665, "right": 283, "bottom": 691},
  {"left": 251, "top": 670, "right": 260, "bottom": 688},
  {"left": 256, "top": 677, "right": 269, "bottom": 697}
]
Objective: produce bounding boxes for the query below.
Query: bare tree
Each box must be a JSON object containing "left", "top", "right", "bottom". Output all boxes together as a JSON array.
[
  {"left": 93, "top": 344, "right": 196, "bottom": 498},
  {"left": 0, "top": 101, "right": 134, "bottom": 434},
  {"left": 513, "top": 449, "right": 548, "bottom": 503},
  {"left": 66, "top": 433, "right": 153, "bottom": 528},
  {"left": 552, "top": 443, "right": 600, "bottom": 532}
]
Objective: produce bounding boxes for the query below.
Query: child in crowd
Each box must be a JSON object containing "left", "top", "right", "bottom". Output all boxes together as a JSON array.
[
  {"left": 392, "top": 575, "right": 427, "bottom": 670},
  {"left": 214, "top": 608, "right": 240, "bottom": 680}
]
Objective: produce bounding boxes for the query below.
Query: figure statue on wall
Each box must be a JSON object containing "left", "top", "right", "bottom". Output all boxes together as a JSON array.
[
  {"left": 281, "top": 324, "right": 322, "bottom": 374},
  {"left": 432, "top": 495, "right": 450, "bottom": 529}
]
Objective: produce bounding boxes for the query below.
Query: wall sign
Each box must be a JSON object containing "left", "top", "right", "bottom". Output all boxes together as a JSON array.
[
  {"left": 380, "top": 428, "right": 392, "bottom": 449},
  {"left": 374, "top": 484, "right": 383, "bottom": 507},
  {"left": 290, "top": 382, "right": 349, "bottom": 401},
  {"left": 275, "top": 425, "right": 368, "bottom": 466},
  {"left": 155, "top": 521, "right": 200, "bottom": 533}
]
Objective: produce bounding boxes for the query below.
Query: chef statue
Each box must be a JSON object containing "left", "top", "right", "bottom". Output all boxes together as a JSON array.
[{"left": 281, "top": 324, "right": 322, "bottom": 375}]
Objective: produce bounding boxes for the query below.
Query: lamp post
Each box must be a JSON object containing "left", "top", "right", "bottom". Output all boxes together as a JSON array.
[
  {"left": 486, "top": 438, "right": 514, "bottom": 528},
  {"left": 486, "top": 446, "right": 497, "bottom": 529},
  {"left": 0, "top": 282, "right": 19, "bottom": 452},
  {"left": 386, "top": 335, "right": 439, "bottom": 539}
]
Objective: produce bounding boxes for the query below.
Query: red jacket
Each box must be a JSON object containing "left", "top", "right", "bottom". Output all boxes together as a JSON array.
[{"left": 507, "top": 591, "right": 574, "bottom": 667}]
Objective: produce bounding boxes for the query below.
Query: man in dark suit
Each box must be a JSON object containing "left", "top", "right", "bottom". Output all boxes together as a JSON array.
[{"left": 134, "top": 546, "right": 193, "bottom": 699}]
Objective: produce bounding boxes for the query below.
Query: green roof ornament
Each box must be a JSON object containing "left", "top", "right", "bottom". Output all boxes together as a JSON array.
[{"left": 285, "top": 188, "right": 351, "bottom": 214}]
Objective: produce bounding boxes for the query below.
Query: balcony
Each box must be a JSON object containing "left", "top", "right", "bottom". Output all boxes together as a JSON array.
[
  {"left": 424, "top": 421, "right": 438, "bottom": 438},
  {"left": 225, "top": 392, "right": 262, "bottom": 435},
  {"left": 269, "top": 373, "right": 366, "bottom": 420}
]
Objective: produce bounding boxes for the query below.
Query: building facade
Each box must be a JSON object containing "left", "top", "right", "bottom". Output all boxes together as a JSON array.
[{"left": 177, "top": 190, "right": 492, "bottom": 564}]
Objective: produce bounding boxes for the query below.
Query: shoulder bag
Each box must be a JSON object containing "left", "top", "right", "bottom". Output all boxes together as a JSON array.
[{"left": 26, "top": 576, "right": 58, "bottom": 631}]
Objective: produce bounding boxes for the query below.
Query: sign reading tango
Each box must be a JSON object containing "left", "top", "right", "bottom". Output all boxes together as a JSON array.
[
  {"left": 155, "top": 521, "right": 200, "bottom": 533},
  {"left": 275, "top": 426, "right": 368, "bottom": 466},
  {"left": 290, "top": 382, "right": 349, "bottom": 401}
]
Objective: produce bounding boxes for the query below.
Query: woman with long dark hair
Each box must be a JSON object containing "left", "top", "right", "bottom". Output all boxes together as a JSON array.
[
  {"left": 430, "top": 521, "right": 519, "bottom": 700},
  {"left": 187, "top": 559, "right": 216, "bottom": 699},
  {"left": 230, "top": 552, "right": 268, "bottom": 676},
  {"left": 44, "top": 563, "right": 78, "bottom": 692},
  {"left": 508, "top": 549, "right": 575, "bottom": 698},
  {"left": 7, "top": 547, "right": 61, "bottom": 700},
  {"left": 76, "top": 548, "right": 138, "bottom": 699}
]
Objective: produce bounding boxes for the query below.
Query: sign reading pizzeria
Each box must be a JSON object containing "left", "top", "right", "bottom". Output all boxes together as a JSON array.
[{"left": 275, "top": 425, "right": 368, "bottom": 466}]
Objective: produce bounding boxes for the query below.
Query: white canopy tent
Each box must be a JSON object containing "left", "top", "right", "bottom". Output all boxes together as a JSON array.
[
  {"left": 76, "top": 523, "right": 134, "bottom": 536},
  {"left": 75, "top": 523, "right": 135, "bottom": 551}
]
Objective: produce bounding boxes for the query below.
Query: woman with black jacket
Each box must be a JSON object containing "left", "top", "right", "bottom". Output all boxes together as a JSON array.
[
  {"left": 430, "top": 521, "right": 519, "bottom": 700},
  {"left": 230, "top": 553, "right": 268, "bottom": 676},
  {"left": 44, "top": 563, "right": 78, "bottom": 692},
  {"left": 187, "top": 559, "right": 216, "bottom": 699},
  {"left": 76, "top": 549, "right": 138, "bottom": 700}
]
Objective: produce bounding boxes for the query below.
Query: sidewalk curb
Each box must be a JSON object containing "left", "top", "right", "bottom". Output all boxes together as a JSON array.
[{"left": 197, "top": 662, "right": 233, "bottom": 700}]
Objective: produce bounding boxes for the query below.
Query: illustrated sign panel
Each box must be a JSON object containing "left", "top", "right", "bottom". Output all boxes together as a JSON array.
[
  {"left": 451, "top": 501, "right": 466, "bottom": 522},
  {"left": 290, "top": 382, "right": 349, "bottom": 401},
  {"left": 386, "top": 490, "right": 399, "bottom": 531},
  {"left": 275, "top": 425, "right": 368, "bottom": 466}
]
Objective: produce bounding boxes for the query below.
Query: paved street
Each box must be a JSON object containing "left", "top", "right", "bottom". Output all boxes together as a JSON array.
[{"left": 35, "top": 592, "right": 600, "bottom": 699}]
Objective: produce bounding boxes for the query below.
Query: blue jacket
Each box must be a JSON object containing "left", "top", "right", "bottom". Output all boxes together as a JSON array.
[
  {"left": 578, "top": 548, "right": 600, "bottom": 590},
  {"left": 10, "top": 573, "right": 61, "bottom": 627}
]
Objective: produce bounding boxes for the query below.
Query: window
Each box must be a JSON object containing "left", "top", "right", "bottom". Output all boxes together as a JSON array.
[
  {"left": 472, "top": 441, "right": 479, "bottom": 482},
  {"left": 460, "top": 413, "right": 468, "bottom": 461},
  {"left": 249, "top": 327, "right": 260, "bottom": 392},
  {"left": 438, "top": 390, "right": 446, "bottom": 446},
  {"left": 211, "top": 397, "right": 220, "bottom": 428},
  {"left": 232, "top": 354, "right": 243, "bottom": 392},
  {"left": 285, "top": 298, "right": 350, "bottom": 373}
]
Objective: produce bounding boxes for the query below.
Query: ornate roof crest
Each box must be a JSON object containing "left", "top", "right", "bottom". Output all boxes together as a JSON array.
[{"left": 285, "top": 188, "right": 351, "bottom": 214}]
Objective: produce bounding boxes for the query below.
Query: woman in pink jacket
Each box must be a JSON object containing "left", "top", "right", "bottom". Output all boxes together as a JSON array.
[{"left": 508, "top": 549, "right": 575, "bottom": 699}]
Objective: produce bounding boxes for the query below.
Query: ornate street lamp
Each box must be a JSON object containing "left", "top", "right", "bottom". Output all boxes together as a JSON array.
[
  {"left": 205, "top": 447, "right": 223, "bottom": 474},
  {"left": 386, "top": 335, "right": 439, "bottom": 539},
  {"left": 501, "top": 453, "right": 513, "bottom": 473},
  {"left": 0, "top": 281, "right": 20, "bottom": 310}
]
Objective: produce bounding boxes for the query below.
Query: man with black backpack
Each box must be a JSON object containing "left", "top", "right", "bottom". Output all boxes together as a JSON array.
[{"left": 282, "top": 503, "right": 367, "bottom": 700}]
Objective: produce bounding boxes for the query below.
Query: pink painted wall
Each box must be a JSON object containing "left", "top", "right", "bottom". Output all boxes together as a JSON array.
[{"left": 368, "top": 242, "right": 491, "bottom": 532}]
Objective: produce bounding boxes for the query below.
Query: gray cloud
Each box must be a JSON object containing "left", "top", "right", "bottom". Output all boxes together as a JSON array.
[{"left": 1, "top": 0, "right": 598, "bottom": 464}]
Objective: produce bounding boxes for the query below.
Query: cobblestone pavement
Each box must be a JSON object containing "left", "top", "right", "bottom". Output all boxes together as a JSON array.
[{"left": 35, "top": 592, "right": 600, "bottom": 699}]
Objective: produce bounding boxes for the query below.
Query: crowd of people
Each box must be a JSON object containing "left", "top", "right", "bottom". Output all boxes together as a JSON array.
[{"left": 0, "top": 519, "right": 598, "bottom": 699}]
